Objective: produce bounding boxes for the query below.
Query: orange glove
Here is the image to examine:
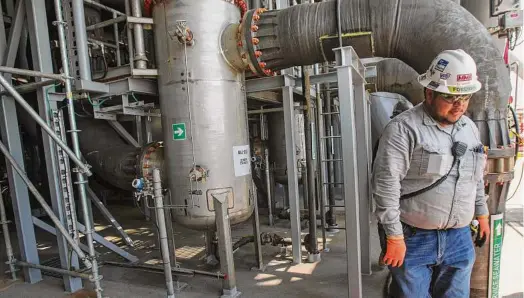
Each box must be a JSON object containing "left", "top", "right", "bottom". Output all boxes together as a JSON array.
[
  {"left": 477, "top": 215, "right": 490, "bottom": 241},
  {"left": 383, "top": 235, "right": 406, "bottom": 267}
]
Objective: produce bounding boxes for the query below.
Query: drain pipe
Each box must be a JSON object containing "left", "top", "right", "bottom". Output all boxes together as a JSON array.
[
  {"left": 0, "top": 187, "right": 17, "bottom": 280},
  {"left": 302, "top": 66, "right": 320, "bottom": 261},
  {"left": 53, "top": 1, "right": 103, "bottom": 296},
  {"left": 153, "top": 168, "right": 175, "bottom": 298}
]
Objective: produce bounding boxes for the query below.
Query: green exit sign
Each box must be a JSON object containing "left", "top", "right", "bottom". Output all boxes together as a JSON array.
[{"left": 172, "top": 123, "right": 186, "bottom": 140}]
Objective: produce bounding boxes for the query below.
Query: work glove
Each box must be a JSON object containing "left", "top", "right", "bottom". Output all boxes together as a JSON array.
[
  {"left": 476, "top": 215, "right": 490, "bottom": 247},
  {"left": 383, "top": 235, "right": 406, "bottom": 267}
]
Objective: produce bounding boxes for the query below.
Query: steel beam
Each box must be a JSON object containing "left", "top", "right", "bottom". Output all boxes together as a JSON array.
[
  {"left": 245, "top": 70, "right": 376, "bottom": 94},
  {"left": 26, "top": 0, "right": 83, "bottom": 290},
  {"left": 282, "top": 78, "right": 302, "bottom": 264},
  {"left": 108, "top": 120, "right": 141, "bottom": 148},
  {"left": 32, "top": 217, "right": 92, "bottom": 255},
  {"left": 86, "top": 186, "right": 135, "bottom": 247},
  {"left": 0, "top": 1, "right": 41, "bottom": 284},
  {"left": 3, "top": 0, "right": 25, "bottom": 67},
  {"left": 32, "top": 217, "right": 139, "bottom": 263},
  {"left": 334, "top": 46, "right": 363, "bottom": 298}
]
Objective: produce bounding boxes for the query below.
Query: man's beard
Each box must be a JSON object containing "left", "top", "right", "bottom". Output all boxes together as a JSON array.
[{"left": 424, "top": 101, "right": 459, "bottom": 125}]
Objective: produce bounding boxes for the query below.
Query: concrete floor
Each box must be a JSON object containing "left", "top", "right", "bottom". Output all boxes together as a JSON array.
[{"left": 0, "top": 160, "right": 522, "bottom": 298}]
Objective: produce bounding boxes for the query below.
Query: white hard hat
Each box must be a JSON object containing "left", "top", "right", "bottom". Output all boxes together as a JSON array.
[{"left": 417, "top": 49, "right": 482, "bottom": 95}]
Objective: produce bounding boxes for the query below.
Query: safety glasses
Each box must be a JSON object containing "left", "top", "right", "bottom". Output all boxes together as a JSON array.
[{"left": 435, "top": 92, "right": 472, "bottom": 104}]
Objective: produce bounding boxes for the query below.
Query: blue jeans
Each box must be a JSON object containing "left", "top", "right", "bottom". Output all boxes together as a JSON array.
[{"left": 389, "top": 225, "right": 475, "bottom": 298}]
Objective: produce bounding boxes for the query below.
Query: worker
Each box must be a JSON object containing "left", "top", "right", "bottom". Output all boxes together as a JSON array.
[{"left": 372, "top": 49, "right": 491, "bottom": 297}]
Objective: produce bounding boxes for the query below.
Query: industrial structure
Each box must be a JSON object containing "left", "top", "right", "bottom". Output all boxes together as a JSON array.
[{"left": 0, "top": 0, "right": 521, "bottom": 297}]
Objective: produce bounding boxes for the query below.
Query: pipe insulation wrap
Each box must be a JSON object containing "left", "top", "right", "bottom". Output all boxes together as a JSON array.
[{"left": 248, "top": 0, "right": 511, "bottom": 137}]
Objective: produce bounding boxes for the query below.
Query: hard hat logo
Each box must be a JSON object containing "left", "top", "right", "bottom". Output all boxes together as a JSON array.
[
  {"left": 428, "top": 81, "right": 440, "bottom": 90},
  {"left": 448, "top": 85, "right": 477, "bottom": 93},
  {"left": 417, "top": 49, "right": 482, "bottom": 95},
  {"left": 435, "top": 59, "right": 449, "bottom": 72},
  {"left": 457, "top": 74, "right": 472, "bottom": 82}
]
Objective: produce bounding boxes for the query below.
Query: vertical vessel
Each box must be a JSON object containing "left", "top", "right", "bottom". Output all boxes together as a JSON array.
[{"left": 152, "top": 0, "right": 253, "bottom": 230}]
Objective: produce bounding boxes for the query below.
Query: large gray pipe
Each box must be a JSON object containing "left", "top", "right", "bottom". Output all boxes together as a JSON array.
[
  {"left": 242, "top": 0, "right": 511, "bottom": 147},
  {"left": 76, "top": 119, "right": 141, "bottom": 191},
  {"left": 368, "top": 58, "right": 424, "bottom": 105}
]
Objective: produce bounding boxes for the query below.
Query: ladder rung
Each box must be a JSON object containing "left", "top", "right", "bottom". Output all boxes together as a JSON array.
[
  {"left": 323, "top": 182, "right": 344, "bottom": 185},
  {"left": 321, "top": 112, "right": 340, "bottom": 115},
  {"left": 321, "top": 136, "right": 341, "bottom": 139},
  {"left": 322, "top": 159, "right": 342, "bottom": 162}
]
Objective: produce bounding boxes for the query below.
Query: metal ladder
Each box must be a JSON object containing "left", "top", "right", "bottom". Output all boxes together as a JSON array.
[{"left": 51, "top": 109, "right": 79, "bottom": 241}]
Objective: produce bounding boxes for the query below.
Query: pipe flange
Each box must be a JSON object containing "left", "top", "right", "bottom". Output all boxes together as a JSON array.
[
  {"left": 139, "top": 141, "right": 164, "bottom": 181},
  {"left": 239, "top": 9, "right": 273, "bottom": 77}
]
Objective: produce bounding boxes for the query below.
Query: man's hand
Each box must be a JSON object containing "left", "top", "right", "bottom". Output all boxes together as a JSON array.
[
  {"left": 383, "top": 235, "right": 406, "bottom": 267},
  {"left": 477, "top": 215, "right": 490, "bottom": 242}
]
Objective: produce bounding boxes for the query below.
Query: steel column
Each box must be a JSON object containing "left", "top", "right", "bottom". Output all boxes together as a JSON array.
[
  {"left": 0, "top": 1, "right": 41, "bottom": 283},
  {"left": 214, "top": 194, "right": 241, "bottom": 298},
  {"left": 282, "top": 79, "right": 302, "bottom": 264},
  {"left": 53, "top": 1, "right": 102, "bottom": 296},
  {"left": 334, "top": 46, "right": 363, "bottom": 298},
  {"left": 26, "top": 0, "right": 83, "bottom": 290},
  {"left": 353, "top": 75, "right": 372, "bottom": 275}
]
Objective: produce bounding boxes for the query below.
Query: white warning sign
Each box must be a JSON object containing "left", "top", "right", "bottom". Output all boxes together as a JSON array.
[{"left": 233, "top": 145, "right": 251, "bottom": 177}]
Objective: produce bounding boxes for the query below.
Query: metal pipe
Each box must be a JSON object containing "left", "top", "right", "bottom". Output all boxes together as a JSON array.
[
  {"left": 511, "top": 62, "right": 519, "bottom": 111},
  {"left": 125, "top": 0, "right": 134, "bottom": 70},
  {"left": 336, "top": 0, "right": 342, "bottom": 47},
  {"left": 83, "top": 0, "right": 125, "bottom": 16},
  {"left": 0, "top": 188, "right": 17, "bottom": 280},
  {"left": 86, "top": 15, "right": 127, "bottom": 31},
  {"left": 264, "top": 148, "right": 273, "bottom": 226},
  {"left": 153, "top": 168, "right": 175, "bottom": 298},
  {"left": 16, "top": 261, "right": 91, "bottom": 280},
  {"left": 0, "top": 74, "right": 92, "bottom": 176},
  {"left": 302, "top": 66, "right": 319, "bottom": 260},
  {"left": 113, "top": 13, "right": 122, "bottom": 66},
  {"left": 0, "top": 66, "right": 65, "bottom": 81},
  {"left": 315, "top": 64, "right": 327, "bottom": 252},
  {"left": 71, "top": 0, "right": 92, "bottom": 80},
  {"left": 102, "top": 261, "right": 226, "bottom": 279},
  {"left": 248, "top": 107, "right": 283, "bottom": 114},
  {"left": 0, "top": 80, "right": 59, "bottom": 96},
  {"left": 87, "top": 38, "right": 118, "bottom": 49},
  {"left": 53, "top": 1, "right": 103, "bottom": 297},
  {"left": 130, "top": 0, "right": 147, "bottom": 69},
  {"left": 0, "top": 140, "right": 92, "bottom": 269},
  {"left": 324, "top": 80, "right": 336, "bottom": 228},
  {"left": 248, "top": 106, "right": 306, "bottom": 114}
]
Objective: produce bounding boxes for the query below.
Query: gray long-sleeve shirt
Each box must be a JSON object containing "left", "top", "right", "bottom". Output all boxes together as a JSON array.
[{"left": 372, "top": 103, "right": 489, "bottom": 236}]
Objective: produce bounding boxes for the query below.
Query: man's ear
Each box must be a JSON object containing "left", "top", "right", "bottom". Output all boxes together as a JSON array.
[{"left": 424, "top": 88, "right": 433, "bottom": 103}]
